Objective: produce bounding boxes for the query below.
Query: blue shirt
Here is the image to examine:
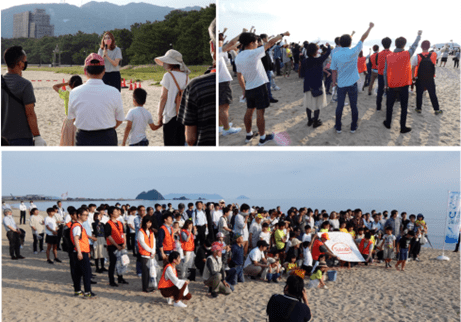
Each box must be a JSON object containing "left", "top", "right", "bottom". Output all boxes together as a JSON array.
[
  {"left": 134, "top": 215, "right": 141, "bottom": 240},
  {"left": 3, "top": 215, "right": 17, "bottom": 232},
  {"left": 230, "top": 243, "right": 244, "bottom": 266},
  {"left": 83, "top": 221, "right": 93, "bottom": 245},
  {"left": 193, "top": 209, "right": 207, "bottom": 226},
  {"left": 330, "top": 41, "right": 363, "bottom": 88}
]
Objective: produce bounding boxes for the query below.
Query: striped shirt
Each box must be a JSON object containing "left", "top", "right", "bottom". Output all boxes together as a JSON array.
[{"left": 177, "top": 71, "right": 216, "bottom": 146}]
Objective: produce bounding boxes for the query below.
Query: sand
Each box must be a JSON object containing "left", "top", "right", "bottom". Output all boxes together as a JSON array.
[
  {"left": 219, "top": 65, "right": 460, "bottom": 146},
  {"left": 2, "top": 208, "right": 460, "bottom": 321},
  {"left": 1, "top": 68, "right": 165, "bottom": 146}
]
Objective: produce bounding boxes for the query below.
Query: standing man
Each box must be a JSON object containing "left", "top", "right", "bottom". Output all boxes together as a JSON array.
[
  {"left": 233, "top": 204, "right": 250, "bottom": 256},
  {"left": 3, "top": 209, "right": 25, "bottom": 260},
  {"left": 383, "top": 31, "right": 422, "bottom": 134},
  {"left": 260, "top": 34, "right": 279, "bottom": 103},
  {"left": 68, "top": 53, "right": 124, "bottom": 145},
  {"left": 30, "top": 208, "right": 45, "bottom": 254},
  {"left": 19, "top": 201, "right": 27, "bottom": 225},
  {"left": 376, "top": 37, "right": 393, "bottom": 111},
  {"left": 331, "top": 23, "right": 374, "bottom": 134},
  {"left": 192, "top": 201, "right": 207, "bottom": 249},
  {"left": 412, "top": 40, "right": 442, "bottom": 115},
  {"left": 158, "top": 212, "right": 178, "bottom": 265},
  {"left": 105, "top": 206, "right": 127, "bottom": 287},
  {"left": 2, "top": 46, "right": 46, "bottom": 146},
  {"left": 367, "top": 45, "right": 379, "bottom": 95}
]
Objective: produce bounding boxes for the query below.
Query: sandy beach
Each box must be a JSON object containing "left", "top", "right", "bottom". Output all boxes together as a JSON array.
[
  {"left": 1, "top": 67, "right": 165, "bottom": 146},
  {"left": 220, "top": 65, "right": 460, "bottom": 146},
  {"left": 2, "top": 208, "right": 460, "bottom": 321}
]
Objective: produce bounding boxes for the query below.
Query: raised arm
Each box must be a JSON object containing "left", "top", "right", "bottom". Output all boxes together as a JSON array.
[
  {"left": 360, "top": 22, "right": 374, "bottom": 43},
  {"left": 408, "top": 30, "right": 422, "bottom": 57},
  {"left": 264, "top": 32, "right": 290, "bottom": 51}
]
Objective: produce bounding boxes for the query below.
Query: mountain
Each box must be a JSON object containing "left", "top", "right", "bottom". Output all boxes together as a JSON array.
[
  {"left": 1, "top": 2, "right": 202, "bottom": 38},
  {"left": 236, "top": 195, "right": 250, "bottom": 199},
  {"left": 135, "top": 189, "right": 165, "bottom": 200},
  {"left": 163, "top": 193, "right": 224, "bottom": 200}
]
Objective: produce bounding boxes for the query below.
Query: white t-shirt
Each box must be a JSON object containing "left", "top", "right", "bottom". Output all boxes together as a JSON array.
[
  {"left": 219, "top": 47, "right": 233, "bottom": 83},
  {"left": 127, "top": 215, "right": 136, "bottom": 233},
  {"left": 259, "top": 230, "right": 271, "bottom": 245},
  {"left": 244, "top": 247, "right": 265, "bottom": 268},
  {"left": 44, "top": 216, "right": 57, "bottom": 236},
  {"left": 302, "top": 233, "right": 312, "bottom": 243},
  {"left": 19, "top": 203, "right": 27, "bottom": 211},
  {"left": 212, "top": 210, "right": 222, "bottom": 229},
  {"left": 159, "top": 71, "right": 189, "bottom": 124},
  {"left": 249, "top": 222, "right": 262, "bottom": 247},
  {"left": 101, "top": 215, "right": 109, "bottom": 224},
  {"left": 125, "top": 106, "right": 153, "bottom": 145},
  {"left": 235, "top": 46, "right": 269, "bottom": 90},
  {"left": 303, "top": 247, "right": 313, "bottom": 267}
]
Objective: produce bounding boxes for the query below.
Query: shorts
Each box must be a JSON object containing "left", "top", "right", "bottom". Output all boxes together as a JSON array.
[
  {"left": 399, "top": 248, "right": 408, "bottom": 261},
  {"left": 219, "top": 81, "right": 233, "bottom": 105},
  {"left": 245, "top": 84, "right": 270, "bottom": 110},
  {"left": 383, "top": 248, "right": 394, "bottom": 259},
  {"left": 441, "top": 57, "right": 448, "bottom": 62},
  {"left": 45, "top": 235, "right": 58, "bottom": 245}
]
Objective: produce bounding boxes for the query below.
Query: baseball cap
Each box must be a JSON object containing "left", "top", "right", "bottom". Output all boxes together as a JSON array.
[
  {"left": 321, "top": 233, "right": 330, "bottom": 240},
  {"left": 256, "top": 214, "right": 263, "bottom": 219},
  {"left": 84, "top": 53, "right": 104, "bottom": 67}
]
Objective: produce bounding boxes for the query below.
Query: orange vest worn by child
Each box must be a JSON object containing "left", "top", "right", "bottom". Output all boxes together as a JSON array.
[
  {"left": 70, "top": 222, "right": 90, "bottom": 253},
  {"left": 138, "top": 228, "right": 154, "bottom": 256},
  {"left": 359, "top": 239, "right": 372, "bottom": 255},
  {"left": 180, "top": 229, "right": 195, "bottom": 252},
  {"left": 158, "top": 263, "right": 177, "bottom": 289},
  {"left": 386, "top": 51, "right": 412, "bottom": 88},
  {"left": 106, "top": 220, "right": 124, "bottom": 245},
  {"left": 161, "top": 225, "right": 175, "bottom": 251}
]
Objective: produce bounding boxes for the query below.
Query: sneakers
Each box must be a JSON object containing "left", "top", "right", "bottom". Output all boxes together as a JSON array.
[
  {"left": 167, "top": 297, "right": 174, "bottom": 305},
  {"left": 258, "top": 133, "right": 275, "bottom": 146},
  {"left": 400, "top": 127, "right": 412, "bottom": 134},
  {"left": 335, "top": 127, "right": 342, "bottom": 134},
  {"left": 245, "top": 132, "right": 258, "bottom": 143},
  {"left": 54, "top": 258, "right": 62, "bottom": 263},
  {"left": 84, "top": 292, "right": 97, "bottom": 299},
  {"left": 270, "top": 98, "right": 279, "bottom": 103},
  {"left": 351, "top": 127, "right": 358, "bottom": 134},
  {"left": 74, "top": 291, "right": 84, "bottom": 297},
  {"left": 435, "top": 110, "right": 443, "bottom": 115},
  {"left": 34, "top": 251, "right": 38, "bottom": 254},
  {"left": 415, "top": 108, "right": 422, "bottom": 113},
  {"left": 174, "top": 301, "right": 187, "bottom": 308},
  {"left": 41, "top": 250, "right": 46, "bottom": 253},
  {"left": 222, "top": 127, "right": 242, "bottom": 136},
  {"left": 47, "top": 259, "right": 54, "bottom": 264},
  {"left": 137, "top": 273, "right": 142, "bottom": 277},
  {"left": 118, "top": 278, "right": 129, "bottom": 284},
  {"left": 273, "top": 86, "right": 281, "bottom": 91}
]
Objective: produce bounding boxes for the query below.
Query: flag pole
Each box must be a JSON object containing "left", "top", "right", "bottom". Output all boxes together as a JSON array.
[{"left": 437, "top": 191, "right": 450, "bottom": 261}]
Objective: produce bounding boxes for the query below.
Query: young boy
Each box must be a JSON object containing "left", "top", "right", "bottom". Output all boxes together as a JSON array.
[
  {"left": 122, "top": 88, "right": 161, "bottom": 146},
  {"left": 44, "top": 208, "right": 61, "bottom": 264},
  {"left": 301, "top": 241, "right": 313, "bottom": 276},
  {"left": 259, "top": 222, "right": 271, "bottom": 246},
  {"left": 358, "top": 232, "right": 373, "bottom": 265},
  {"left": 381, "top": 226, "right": 396, "bottom": 269},
  {"left": 395, "top": 231, "right": 412, "bottom": 271}
]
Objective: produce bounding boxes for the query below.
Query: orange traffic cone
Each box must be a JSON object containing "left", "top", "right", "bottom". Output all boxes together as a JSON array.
[
  {"left": 61, "top": 78, "right": 66, "bottom": 91},
  {"left": 138, "top": 81, "right": 141, "bottom": 88},
  {"left": 122, "top": 78, "right": 127, "bottom": 87},
  {"left": 134, "top": 82, "right": 137, "bottom": 89},
  {"left": 129, "top": 80, "right": 133, "bottom": 90}
]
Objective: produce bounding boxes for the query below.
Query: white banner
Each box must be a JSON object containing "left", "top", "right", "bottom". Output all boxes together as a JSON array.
[
  {"left": 445, "top": 191, "right": 461, "bottom": 244},
  {"left": 317, "top": 232, "right": 364, "bottom": 262}
]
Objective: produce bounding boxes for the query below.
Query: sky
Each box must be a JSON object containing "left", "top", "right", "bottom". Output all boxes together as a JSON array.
[
  {"left": 1, "top": 0, "right": 212, "bottom": 11},
  {"left": 2, "top": 151, "right": 459, "bottom": 203},
  {"left": 219, "top": 0, "right": 461, "bottom": 50}
]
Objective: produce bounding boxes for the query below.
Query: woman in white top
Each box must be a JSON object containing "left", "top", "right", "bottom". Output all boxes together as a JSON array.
[
  {"left": 158, "top": 251, "right": 191, "bottom": 308},
  {"left": 137, "top": 216, "right": 156, "bottom": 293},
  {"left": 154, "top": 50, "right": 190, "bottom": 146},
  {"left": 98, "top": 31, "right": 123, "bottom": 91}
]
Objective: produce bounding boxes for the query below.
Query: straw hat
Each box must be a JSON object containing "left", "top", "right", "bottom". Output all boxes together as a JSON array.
[{"left": 154, "top": 49, "right": 190, "bottom": 74}]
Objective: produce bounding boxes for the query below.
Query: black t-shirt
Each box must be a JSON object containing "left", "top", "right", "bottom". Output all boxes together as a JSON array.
[
  {"left": 267, "top": 294, "right": 311, "bottom": 322},
  {"left": 399, "top": 236, "right": 411, "bottom": 249}
]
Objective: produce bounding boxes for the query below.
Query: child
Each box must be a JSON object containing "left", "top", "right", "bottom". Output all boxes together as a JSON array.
[
  {"left": 409, "top": 227, "right": 422, "bottom": 261},
  {"left": 307, "top": 261, "right": 328, "bottom": 289},
  {"left": 380, "top": 226, "right": 396, "bottom": 269},
  {"left": 122, "top": 88, "right": 161, "bottom": 146},
  {"left": 395, "top": 231, "right": 412, "bottom": 271},
  {"left": 266, "top": 257, "right": 281, "bottom": 283},
  {"left": 44, "top": 208, "right": 61, "bottom": 264},
  {"left": 301, "top": 241, "right": 313, "bottom": 276},
  {"left": 175, "top": 213, "right": 185, "bottom": 229},
  {"left": 284, "top": 254, "right": 298, "bottom": 275},
  {"left": 347, "top": 223, "right": 356, "bottom": 238},
  {"left": 339, "top": 222, "right": 348, "bottom": 233},
  {"left": 406, "top": 214, "right": 417, "bottom": 233},
  {"left": 259, "top": 222, "right": 271, "bottom": 246},
  {"left": 92, "top": 212, "right": 107, "bottom": 273},
  {"left": 53, "top": 75, "right": 82, "bottom": 146},
  {"left": 355, "top": 228, "right": 365, "bottom": 245},
  {"left": 415, "top": 214, "right": 427, "bottom": 234},
  {"left": 319, "top": 221, "right": 330, "bottom": 233},
  {"left": 358, "top": 232, "right": 373, "bottom": 265}
]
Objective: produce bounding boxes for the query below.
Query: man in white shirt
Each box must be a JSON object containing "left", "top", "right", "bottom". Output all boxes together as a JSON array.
[
  {"left": 235, "top": 31, "right": 290, "bottom": 145},
  {"left": 30, "top": 207, "right": 45, "bottom": 254},
  {"left": 68, "top": 53, "right": 124, "bottom": 146},
  {"left": 3, "top": 209, "right": 24, "bottom": 259},
  {"left": 233, "top": 204, "right": 250, "bottom": 255},
  {"left": 19, "top": 201, "right": 27, "bottom": 225},
  {"left": 192, "top": 201, "right": 207, "bottom": 249},
  {"left": 249, "top": 214, "right": 263, "bottom": 249},
  {"left": 29, "top": 201, "right": 36, "bottom": 216},
  {"left": 243, "top": 240, "right": 269, "bottom": 278}
]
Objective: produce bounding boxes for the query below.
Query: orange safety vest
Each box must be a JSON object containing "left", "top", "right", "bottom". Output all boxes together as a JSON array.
[
  {"left": 370, "top": 52, "right": 378, "bottom": 70},
  {"left": 378, "top": 49, "right": 392, "bottom": 75},
  {"left": 359, "top": 239, "right": 371, "bottom": 255},
  {"left": 70, "top": 222, "right": 90, "bottom": 253},
  {"left": 311, "top": 239, "right": 325, "bottom": 261},
  {"left": 161, "top": 225, "right": 175, "bottom": 251},
  {"left": 66, "top": 221, "right": 72, "bottom": 229},
  {"left": 414, "top": 52, "right": 437, "bottom": 78},
  {"left": 357, "top": 57, "right": 367, "bottom": 74},
  {"left": 106, "top": 220, "right": 124, "bottom": 245},
  {"left": 180, "top": 229, "right": 195, "bottom": 252},
  {"left": 158, "top": 263, "right": 176, "bottom": 289},
  {"left": 137, "top": 228, "right": 154, "bottom": 256},
  {"left": 386, "top": 51, "right": 412, "bottom": 88}
]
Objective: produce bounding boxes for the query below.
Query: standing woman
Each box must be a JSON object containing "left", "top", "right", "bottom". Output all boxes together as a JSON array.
[
  {"left": 138, "top": 216, "right": 156, "bottom": 292},
  {"left": 154, "top": 50, "right": 190, "bottom": 146},
  {"left": 300, "top": 43, "right": 331, "bottom": 128},
  {"left": 98, "top": 32, "right": 122, "bottom": 91},
  {"left": 357, "top": 51, "right": 367, "bottom": 91},
  {"left": 104, "top": 206, "right": 128, "bottom": 287},
  {"left": 180, "top": 220, "right": 196, "bottom": 279}
]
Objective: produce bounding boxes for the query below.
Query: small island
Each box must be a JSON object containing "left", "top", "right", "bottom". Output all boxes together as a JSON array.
[{"left": 236, "top": 195, "right": 250, "bottom": 199}]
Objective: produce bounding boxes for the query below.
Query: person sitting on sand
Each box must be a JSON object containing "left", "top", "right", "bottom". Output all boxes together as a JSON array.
[
  {"left": 243, "top": 240, "right": 270, "bottom": 279},
  {"left": 202, "top": 242, "right": 232, "bottom": 297},
  {"left": 122, "top": 88, "right": 161, "bottom": 146},
  {"left": 265, "top": 257, "right": 282, "bottom": 283},
  {"left": 195, "top": 239, "right": 212, "bottom": 276},
  {"left": 358, "top": 232, "right": 373, "bottom": 265},
  {"left": 284, "top": 254, "right": 299, "bottom": 275},
  {"left": 311, "top": 233, "right": 337, "bottom": 267},
  {"left": 226, "top": 233, "right": 245, "bottom": 286},
  {"left": 307, "top": 261, "right": 328, "bottom": 289},
  {"left": 159, "top": 251, "right": 191, "bottom": 307},
  {"left": 267, "top": 275, "right": 312, "bottom": 322},
  {"left": 395, "top": 230, "right": 412, "bottom": 271},
  {"left": 235, "top": 31, "right": 291, "bottom": 145}
]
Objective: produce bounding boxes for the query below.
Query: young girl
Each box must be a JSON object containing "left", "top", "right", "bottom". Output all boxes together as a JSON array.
[
  {"left": 307, "top": 261, "right": 328, "bottom": 289},
  {"left": 358, "top": 232, "right": 373, "bottom": 265},
  {"left": 284, "top": 254, "right": 298, "bottom": 275},
  {"left": 53, "top": 75, "right": 82, "bottom": 146},
  {"left": 266, "top": 257, "right": 281, "bottom": 283},
  {"left": 339, "top": 222, "right": 348, "bottom": 233},
  {"left": 92, "top": 212, "right": 107, "bottom": 273}
]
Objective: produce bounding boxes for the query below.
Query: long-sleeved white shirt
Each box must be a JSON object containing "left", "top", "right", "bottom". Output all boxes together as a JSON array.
[{"left": 137, "top": 230, "right": 156, "bottom": 258}]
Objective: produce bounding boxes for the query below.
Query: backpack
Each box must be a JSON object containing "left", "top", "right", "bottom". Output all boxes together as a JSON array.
[
  {"left": 417, "top": 53, "right": 435, "bottom": 80},
  {"left": 169, "top": 72, "right": 188, "bottom": 116},
  {"left": 62, "top": 226, "right": 73, "bottom": 253}
]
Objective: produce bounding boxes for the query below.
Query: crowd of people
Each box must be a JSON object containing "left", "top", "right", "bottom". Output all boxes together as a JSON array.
[
  {"left": 1, "top": 19, "right": 217, "bottom": 147},
  {"left": 219, "top": 23, "right": 457, "bottom": 144},
  {"left": 3, "top": 198, "right": 430, "bottom": 315}
]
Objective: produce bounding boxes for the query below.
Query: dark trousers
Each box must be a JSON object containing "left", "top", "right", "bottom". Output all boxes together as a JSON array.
[
  {"left": 68, "top": 250, "right": 77, "bottom": 289},
  {"left": 127, "top": 232, "right": 136, "bottom": 255},
  {"left": 102, "top": 71, "right": 121, "bottom": 92},
  {"left": 141, "top": 257, "right": 151, "bottom": 291},
  {"left": 454, "top": 234, "right": 460, "bottom": 252},
  {"left": 73, "top": 252, "right": 92, "bottom": 293},
  {"left": 415, "top": 78, "right": 440, "bottom": 111},
  {"left": 410, "top": 240, "right": 421, "bottom": 259},
  {"left": 33, "top": 233, "right": 44, "bottom": 252},
  {"left": 126, "top": 232, "right": 133, "bottom": 250},
  {"left": 376, "top": 74, "right": 385, "bottom": 110},
  {"left": 20, "top": 211, "right": 26, "bottom": 224},
  {"left": 324, "top": 70, "right": 332, "bottom": 93},
  {"left": 275, "top": 58, "right": 281, "bottom": 76},
  {"left": 195, "top": 225, "right": 206, "bottom": 249},
  {"left": 226, "top": 265, "right": 244, "bottom": 285},
  {"left": 163, "top": 117, "right": 185, "bottom": 146},
  {"left": 385, "top": 85, "right": 409, "bottom": 129},
  {"left": 7, "top": 231, "right": 21, "bottom": 258},
  {"left": 56, "top": 225, "right": 63, "bottom": 249},
  {"left": 107, "top": 245, "right": 123, "bottom": 284},
  {"left": 7, "top": 138, "right": 34, "bottom": 146},
  {"left": 76, "top": 128, "right": 118, "bottom": 146}
]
